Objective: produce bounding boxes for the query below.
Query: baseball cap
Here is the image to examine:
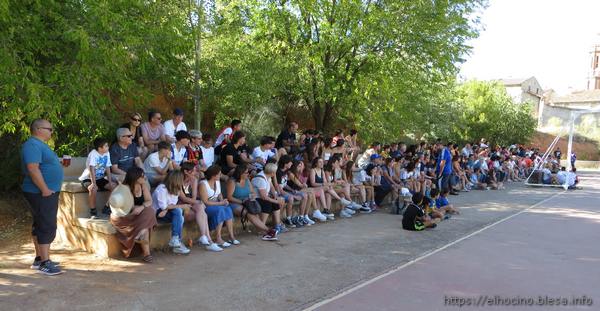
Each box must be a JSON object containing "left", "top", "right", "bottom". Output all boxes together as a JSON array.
[
  {"left": 370, "top": 154, "right": 382, "bottom": 160},
  {"left": 173, "top": 108, "right": 184, "bottom": 116}
]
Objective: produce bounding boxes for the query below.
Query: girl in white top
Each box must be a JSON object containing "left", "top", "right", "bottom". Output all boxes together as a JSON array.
[
  {"left": 198, "top": 165, "right": 237, "bottom": 248},
  {"left": 152, "top": 170, "right": 190, "bottom": 254}
]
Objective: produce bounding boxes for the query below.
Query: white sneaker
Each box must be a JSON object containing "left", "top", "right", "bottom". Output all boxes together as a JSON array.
[
  {"left": 340, "top": 198, "right": 352, "bottom": 206},
  {"left": 173, "top": 244, "right": 190, "bottom": 254},
  {"left": 350, "top": 202, "right": 362, "bottom": 210},
  {"left": 304, "top": 215, "right": 315, "bottom": 225},
  {"left": 198, "top": 235, "right": 210, "bottom": 246},
  {"left": 340, "top": 209, "right": 352, "bottom": 218},
  {"left": 168, "top": 236, "right": 182, "bottom": 248},
  {"left": 206, "top": 243, "right": 223, "bottom": 252},
  {"left": 344, "top": 206, "right": 356, "bottom": 215},
  {"left": 312, "top": 210, "right": 327, "bottom": 222}
]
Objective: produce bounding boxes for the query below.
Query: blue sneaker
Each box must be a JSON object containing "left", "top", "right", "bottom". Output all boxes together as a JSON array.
[{"left": 37, "top": 261, "right": 63, "bottom": 276}]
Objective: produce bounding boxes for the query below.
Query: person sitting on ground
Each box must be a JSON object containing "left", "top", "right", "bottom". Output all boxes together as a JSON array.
[
  {"left": 198, "top": 165, "right": 238, "bottom": 248},
  {"left": 556, "top": 166, "right": 568, "bottom": 185},
  {"left": 226, "top": 164, "right": 278, "bottom": 241},
  {"left": 79, "top": 138, "right": 116, "bottom": 217},
  {"left": 152, "top": 170, "right": 191, "bottom": 254},
  {"left": 219, "top": 130, "right": 246, "bottom": 177},
  {"left": 252, "top": 136, "right": 277, "bottom": 172},
  {"left": 163, "top": 108, "right": 187, "bottom": 144},
  {"left": 434, "top": 189, "right": 460, "bottom": 215},
  {"left": 252, "top": 163, "right": 287, "bottom": 234},
  {"left": 110, "top": 127, "right": 144, "bottom": 183},
  {"left": 186, "top": 129, "right": 206, "bottom": 177},
  {"left": 288, "top": 160, "right": 328, "bottom": 222},
  {"left": 275, "top": 155, "right": 308, "bottom": 227},
  {"left": 144, "top": 141, "right": 174, "bottom": 187},
  {"left": 215, "top": 119, "right": 242, "bottom": 154},
  {"left": 140, "top": 110, "right": 166, "bottom": 153},
  {"left": 120, "top": 112, "right": 148, "bottom": 160},
  {"left": 564, "top": 167, "right": 578, "bottom": 190},
  {"left": 423, "top": 191, "right": 445, "bottom": 221},
  {"left": 170, "top": 130, "right": 190, "bottom": 170},
  {"left": 200, "top": 133, "right": 215, "bottom": 167},
  {"left": 110, "top": 167, "right": 157, "bottom": 262},
  {"left": 402, "top": 192, "right": 438, "bottom": 231},
  {"left": 469, "top": 168, "right": 487, "bottom": 190},
  {"left": 178, "top": 162, "right": 222, "bottom": 251}
]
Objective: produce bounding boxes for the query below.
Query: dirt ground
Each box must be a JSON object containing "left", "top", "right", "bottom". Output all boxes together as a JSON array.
[{"left": 0, "top": 179, "right": 569, "bottom": 311}]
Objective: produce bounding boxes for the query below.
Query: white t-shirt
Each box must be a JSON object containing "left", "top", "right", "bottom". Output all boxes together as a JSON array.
[
  {"left": 252, "top": 172, "right": 271, "bottom": 194},
  {"left": 352, "top": 169, "right": 368, "bottom": 185},
  {"left": 163, "top": 120, "right": 187, "bottom": 141},
  {"left": 79, "top": 149, "right": 112, "bottom": 181},
  {"left": 200, "top": 145, "right": 215, "bottom": 167},
  {"left": 252, "top": 146, "right": 275, "bottom": 169},
  {"left": 214, "top": 127, "right": 233, "bottom": 147},
  {"left": 566, "top": 172, "right": 577, "bottom": 186},
  {"left": 461, "top": 147, "right": 472, "bottom": 157},
  {"left": 171, "top": 143, "right": 188, "bottom": 165},
  {"left": 152, "top": 184, "right": 179, "bottom": 211},
  {"left": 357, "top": 148, "right": 376, "bottom": 169},
  {"left": 556, "top": 171, "right": 567, "bottom": 184},
  {"left": 144, "top": 152, "right": 169, "bottom": 175}
]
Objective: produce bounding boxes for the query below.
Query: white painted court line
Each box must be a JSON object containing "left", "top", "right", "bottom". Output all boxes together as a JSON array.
[{"left": 304, "top": 191, "right": 565, "bottom": 311}]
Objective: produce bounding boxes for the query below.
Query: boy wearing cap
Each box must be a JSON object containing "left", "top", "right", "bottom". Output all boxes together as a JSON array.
[{"left": 164, "top": 108, "right": 188, "bottom": 143}]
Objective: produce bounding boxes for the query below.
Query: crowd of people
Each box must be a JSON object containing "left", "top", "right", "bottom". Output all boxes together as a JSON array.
[{"left": 21, "top": 110, "right": 580, "bottom": 276}]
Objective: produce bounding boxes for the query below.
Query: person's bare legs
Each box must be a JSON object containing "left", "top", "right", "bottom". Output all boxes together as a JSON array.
[
  {"left": 225, "top": 219, "right": 236, "bottom": 241},
  {"left": 214, "top": 222, "right": 225, "bottom": 244},
  {"left": 88, "top": 187, "right": 97, "bottom": 214},
  {"left": 325, "top": 193, "right": 332, "bottom": 211},
  {"left": 316, "top": 188, "right": 327, "bottom": 211},
  {"left": 299, "top": 195, "right": 308, "bottom": 216},
  {"left": 187, "top": 203, "right": 212, "bottom": 242},
  {"left": 286, "top": 196, "right": 294, "bottom": 217}
]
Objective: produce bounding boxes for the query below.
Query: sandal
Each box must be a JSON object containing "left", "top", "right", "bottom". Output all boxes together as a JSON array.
[
  {"left": 227, "top": 239, "right": 240, "bottom": 245},
  {"left": 142, "top": 255, "right": 153, "bottom": 263}
]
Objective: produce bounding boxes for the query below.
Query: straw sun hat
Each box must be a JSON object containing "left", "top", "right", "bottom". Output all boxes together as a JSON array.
[{"left": 108, "top": 184, "right": 134, "bottom": 217}]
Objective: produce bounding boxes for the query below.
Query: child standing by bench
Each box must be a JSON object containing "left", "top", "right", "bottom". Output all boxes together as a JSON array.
[{"left": 79, "top": 138, "right": 115, "bottom": 217}]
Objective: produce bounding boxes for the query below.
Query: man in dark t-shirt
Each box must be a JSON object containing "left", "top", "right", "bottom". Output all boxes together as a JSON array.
[
  {"left": 110, "top": 127, "right": 143, "bottom": 182},
  {"left": 275, "top": 122, "right": 298, "bottom": 151},
  {"left": 219, "top": 142, "right": 242, "bottom": 175},
  {"left": 402, "top": 193, "right": 435, "bottom": 231}
]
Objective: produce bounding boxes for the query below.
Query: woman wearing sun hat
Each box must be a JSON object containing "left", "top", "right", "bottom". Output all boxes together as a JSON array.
[{"left": 109, "top": 167, "right": 157, "bottom": 262}]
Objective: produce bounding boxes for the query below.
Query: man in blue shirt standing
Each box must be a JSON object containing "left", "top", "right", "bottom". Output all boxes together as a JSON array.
[
  {"left": 435, "top": 141, "right": 457, "bottom": 195},
  {"left": 21, "top": 119, "right": 64, "bottom": 276}
]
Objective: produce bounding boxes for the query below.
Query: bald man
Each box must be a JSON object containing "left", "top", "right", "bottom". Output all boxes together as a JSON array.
[{"left": 21, "top": 119, "right": 64, "bottom": 275}]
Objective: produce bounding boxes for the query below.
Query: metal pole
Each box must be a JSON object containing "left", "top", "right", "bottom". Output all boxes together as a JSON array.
[
  {"left": 190, "top": 0, "right": 203, "bottom": 131},
  {"left": 566, "top": 112, "right": 577, "bottom": 171}
]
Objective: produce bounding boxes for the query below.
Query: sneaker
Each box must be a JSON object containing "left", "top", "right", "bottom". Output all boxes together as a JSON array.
[
  {"left": 340, "top": 198, "right": 352, "bottom": 206},
  {"left": 206, "top": 243, "right": 223, "bottom": 252},
  {"left": 283, "top": 217, "right": 296, "bottom": 228},
  {"left": 228, "top": 239, "right": 241, "bottom": 245},
  {"left": 292, "top": 216, "right": 304, "bottom": 228},
  {"left": 90, "top": 208, "right": 98, "bottom": 218},
  {"left": 218, "top": 241, "right": 232, "bottom": 248},
  {"left": 102, "top": 204, "right": 111, "bottom": 216},
  {"left": 323, "top": 209, "right": 335, "bottom": 220},
  {"left": 37, "top": 261, "right": 63, "bottom": 276},
  {"left": 262, "top": 229, "right": 279, "bottom": 241},
  {"left": 198, "top": 235, "right": 210, "bottom": 246},
  {"left": 312, "top": 210, "right": 327, "bottom": 222},
  {"left": 168, "top": 236, "right": 182, "bottom": 248},
  {"left": 173, "top": 244, "right": 191, "bottom": 254},
  {"left": 304, "top": 215, "right": 315, "bottom": 225},
  {"left": 444, "top": 214, "right": 452, "bottom": 220},
  {"left": 344, "top": 206, "right": 356, "bottom": 215},
  {"left": 350, "top": 202, "right": 362, "bottom": 210},
  {"left": 31, "top": 258, "right": 60, "bottom": 270},
  {"left": 274, "top": 224, "right": 289, "bottom": 234},
  {"left": 359, "top": 206, "right": 372, "bottom": 213},
  {"left": 340, "top": 209, "right": 352, "bottom": 218}
]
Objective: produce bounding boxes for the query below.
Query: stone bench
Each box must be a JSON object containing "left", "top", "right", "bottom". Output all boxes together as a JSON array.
[{"left": 55, "top": 157, "right": 390, "bottom": 258}]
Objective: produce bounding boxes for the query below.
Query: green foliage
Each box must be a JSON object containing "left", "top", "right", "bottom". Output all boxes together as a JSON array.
[{"left": 451, "top": 80, "right": 537, "bottom": 146}]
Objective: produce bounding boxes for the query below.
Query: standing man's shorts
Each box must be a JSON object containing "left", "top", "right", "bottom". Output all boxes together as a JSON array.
[{"left": 23, "top": 192, "right": 60, "bottom": 244}]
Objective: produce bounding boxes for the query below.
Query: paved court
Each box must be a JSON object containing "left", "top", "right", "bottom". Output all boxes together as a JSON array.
[{"left": 311, "top": 172, "right": 600, "bottom": 311}]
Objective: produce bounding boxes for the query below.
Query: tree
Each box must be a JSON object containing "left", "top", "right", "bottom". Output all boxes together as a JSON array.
[{"left": 452, "top": 80, "right": 537, "bottom": 146}]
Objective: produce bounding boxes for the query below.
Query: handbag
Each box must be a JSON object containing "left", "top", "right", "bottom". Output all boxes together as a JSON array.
[{"left": 240, "top": 199, "right": 261, "bottom": 230}]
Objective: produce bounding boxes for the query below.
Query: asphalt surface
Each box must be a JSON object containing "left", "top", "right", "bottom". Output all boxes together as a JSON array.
[
  {"left": 1, "top": 175, "right": 587, "bottom": 311},
  {"left": 313, "top": 172, "right": 600, "bottom": 311}
]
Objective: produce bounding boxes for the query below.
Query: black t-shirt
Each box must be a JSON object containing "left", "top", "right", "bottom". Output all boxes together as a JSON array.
[
  {"left": 402, "top": 203, "right": 424, "bottom": 231},
  {"left": 220, "top": 143, "right": 242, "bottom": 169},
  {"left": 276, "top": 169, "right": 289, "bottom": 189},
  {"left": 276, "top": 129, "right": 296, "bottom": 149},
  {"left": 554, "top": 150, "right": 562, "bottom": 159}
]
